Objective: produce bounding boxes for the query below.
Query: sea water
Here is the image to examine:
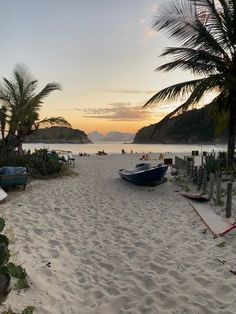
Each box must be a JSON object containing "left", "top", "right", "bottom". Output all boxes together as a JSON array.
[{"left": 23, "top": 142, "right": 227, "bottom": 155}]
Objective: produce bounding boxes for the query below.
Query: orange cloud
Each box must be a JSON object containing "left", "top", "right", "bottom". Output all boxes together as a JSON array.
[{"left": 74, "top": 103, "right": 153, "bottom": 121}]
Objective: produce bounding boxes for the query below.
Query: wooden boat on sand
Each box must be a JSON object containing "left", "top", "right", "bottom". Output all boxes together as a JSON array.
[{"left": 118, "top": 163, "right": 168, "bottom": 186}]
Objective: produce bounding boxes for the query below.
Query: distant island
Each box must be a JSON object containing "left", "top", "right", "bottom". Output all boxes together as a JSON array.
[
  {"left": 24, "top": 127, "right": 91, "bottom": 143},
  {"left": 134, "top": 106, "right": 227, "bottom": 144},
  {"left": 88, "top": 131, "right": 134, "bottom": 142}
]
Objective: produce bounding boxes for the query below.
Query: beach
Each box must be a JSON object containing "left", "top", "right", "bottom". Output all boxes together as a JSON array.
[{"left": 1, "top": 153, "right": 236, "bottom": 314}]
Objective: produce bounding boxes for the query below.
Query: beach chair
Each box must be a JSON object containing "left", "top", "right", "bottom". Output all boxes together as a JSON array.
[{"left": 68, "top": 152, "right": 75, "bottom": 167}]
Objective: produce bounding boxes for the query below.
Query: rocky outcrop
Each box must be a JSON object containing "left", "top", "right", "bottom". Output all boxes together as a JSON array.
[
  {"left": 24, "top": 127, "right": 92, "bottom": 143},
  {"left": 134, "top": 106, "right": 227, "bottom": 143}
]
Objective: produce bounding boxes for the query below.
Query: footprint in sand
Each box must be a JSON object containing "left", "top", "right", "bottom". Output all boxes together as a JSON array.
[
  {"left": 98, "top": 262, "right": 114, "bottom": 273},
  {"left": 150, "top": 263, "right": 167, "bottom": 275}
]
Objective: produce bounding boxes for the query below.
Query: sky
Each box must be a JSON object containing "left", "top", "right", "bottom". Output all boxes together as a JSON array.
[{"left": 0, "top": 0, "right": 195, "bottom": 135}]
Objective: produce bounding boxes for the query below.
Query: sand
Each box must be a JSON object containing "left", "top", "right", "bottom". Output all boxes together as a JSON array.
[{"left": 0, "top": 153, "right": 236, "bottom": 314}]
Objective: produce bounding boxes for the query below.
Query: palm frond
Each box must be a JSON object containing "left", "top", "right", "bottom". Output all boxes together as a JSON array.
[
  {"left": 143, "top": 79, "right": 202, "bottom": 107},
  {"left": 153, "top": 0, "right": 231, "bottom": 61},
  {"left": 192, "top": 0, "right": 233, "bottom": 54},
  {"left": 181, "top": 74, "right": 225, "bottom": 108},
  {"left": 160, "top": 47, "right": 227, "bottom": 73},
  {"left": 31, "top": 82, "right": 61, "bottom": 106},
  {"left": 157, "top": 59, "right": 216, "bottom": 75},
  {"left": 36, "top": 117, "right": 71, "bottom": 129},
  {"left": 207, "top": 90, "right": 229, "bottom": 135},
  {"left": 2, "top": 78, "right": 19, "bottom": 107},
  {"left": 152, "top": 0, "right": 197, "bottom": 44}
]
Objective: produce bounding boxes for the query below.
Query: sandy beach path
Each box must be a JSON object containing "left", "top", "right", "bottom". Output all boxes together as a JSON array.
[{"left": 1, "top": 154, "right": 236, "bottom": 314}]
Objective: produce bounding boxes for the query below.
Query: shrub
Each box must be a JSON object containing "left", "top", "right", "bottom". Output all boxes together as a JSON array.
[
  {"left": 27, "top": 149, "right": 62, "bottom": 176},
  {"left": 0, "top": 149, "right": 63, "bottom": 177},
  {"left": 0, "top": 218, "right": 28, "bottom": 304}
]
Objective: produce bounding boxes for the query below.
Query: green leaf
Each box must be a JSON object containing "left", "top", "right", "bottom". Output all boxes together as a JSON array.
[
  {"left": 0, "top": 218, "right": 5, "bottom": 232},
  {"left": 0, "top": 243, "right": 9, "bottom": 266},
  {"left": 14, "top": 278, "right": 29, "bottom": 291},
  {"left": 22, "top": 306, "right": 35, "bottom": 314},
  {"left": 7, "top": 263, "right": 27, "bottom": 279},
  {"left": 0, "top": 234, "right": 9, "bottom": 247}
]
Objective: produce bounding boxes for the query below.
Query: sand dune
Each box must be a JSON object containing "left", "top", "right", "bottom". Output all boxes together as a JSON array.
[{"left": 0, "top": 154, "right": 236, "bottom": 314}]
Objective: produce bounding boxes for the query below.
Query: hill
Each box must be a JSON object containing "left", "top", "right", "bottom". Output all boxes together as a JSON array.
[
  {"left": 24, "top": 127, "right": 91, "bottom": 143},
  {"left": 134, "top": 106, "right": 227, "bottom": 144},
  {"left": 88, "top": 131, "right": 134, "bottom": 142}
]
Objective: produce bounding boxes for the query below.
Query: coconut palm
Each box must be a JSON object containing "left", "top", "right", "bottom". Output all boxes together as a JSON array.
[
  {"left": 144, "top": 0, "right": 236, "bottom": 167},
  {"left": 0, "top": 66, "right": 71, "bottom": 153}
]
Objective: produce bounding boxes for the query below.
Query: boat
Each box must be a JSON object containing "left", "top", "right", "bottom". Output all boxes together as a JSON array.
[
  {"left": 0, "top": 187, "right": 7, "bottom": 202},
  {"left": 118, "top": 163, "right": 168, "bottom": 186},
  {"left": 179, "top": 192, "right": 208, "bottom": 202}
]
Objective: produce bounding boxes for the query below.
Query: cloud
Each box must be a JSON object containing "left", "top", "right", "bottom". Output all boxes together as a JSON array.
[{"left": 74, "top": 103, "right": 154, "bottom": 121}]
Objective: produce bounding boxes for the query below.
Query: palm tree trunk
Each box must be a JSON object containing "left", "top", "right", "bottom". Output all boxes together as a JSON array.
[{"left": 227, "top": 94, "right": 236, "bottom": 168}]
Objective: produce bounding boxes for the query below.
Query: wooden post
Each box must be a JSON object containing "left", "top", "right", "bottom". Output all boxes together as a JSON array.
[
  {"left": 186, "top": 161, "right": 191, "bottom": 176},
  {"left": 216, "top": 176, "right": 222, "bottom": 205},
  {"left": 209, "top": 173, "right": 215, "bottom": 200},
  {"left": 190, "top": 162, "right": 194, "bottom": 178},
  {"left": 226, "top": 182, "right": 232, "bottom": 218},
  {"left": 193, "top": 166, "right": 198, "bottom": 184},
  {"left": 197, "top": 167, "right": 203, "bottom": 190},
  {"left": 202, "top": 169, "right": 207, "bottom": 195}
]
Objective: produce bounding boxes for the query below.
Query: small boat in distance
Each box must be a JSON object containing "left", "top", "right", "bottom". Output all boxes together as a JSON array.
[{"left": 118, "top": 163, "right": 168, "bottom": 186}]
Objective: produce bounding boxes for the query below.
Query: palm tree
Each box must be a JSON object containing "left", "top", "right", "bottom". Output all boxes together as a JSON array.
[
  {"left": 144, "top": 0, "right": 236, "bottom": 167},
  {"left": 0, "top": 66, "right": 71, "bottom": 153}
]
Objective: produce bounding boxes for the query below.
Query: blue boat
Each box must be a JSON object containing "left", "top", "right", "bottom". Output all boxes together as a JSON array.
[{"left": 118, "top": 163, "right": 168, "bottom": 186}]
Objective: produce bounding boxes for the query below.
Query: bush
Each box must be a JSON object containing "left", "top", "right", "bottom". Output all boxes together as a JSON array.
[
  {"left": 28, "top": 149, "right": 62, "bottom": 176},
  {"left": 204, "top": 154, "right": 220, "bottom": 175},
  {"left": 0, "top": 149, "right": 63, "bottom": 177},
  {"left": 0, "top": 217, "right": 28, "bottom": 304},
  {"left": 0, "top": 152, "right": 30, "bottom": 168}
]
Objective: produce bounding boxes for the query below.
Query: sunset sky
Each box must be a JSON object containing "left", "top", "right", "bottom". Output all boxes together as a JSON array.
[{"left": 1, "top": 0, "right": 195, "bottom": 135}]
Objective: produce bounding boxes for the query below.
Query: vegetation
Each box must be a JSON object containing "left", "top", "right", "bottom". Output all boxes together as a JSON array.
[
  {"left": 3, "top": 307, "right": 35, "bottom": 314},
  {"left": 28, "top": 149, "right": 63, "bottom": 176},
  {"left": 134, "top": 105, "right": 226, "bottom": 143},
  {"left": 0, "top": 149, "right": 67, "bottom": 177},
  {"left": 0, "top": 218, "right": 34, "bottom": 312},
  {"left": 144, "top": 0, "right": 236, "bottom": 168},
  {"left": 0, "top": 65, "right": 71, "bottom": 155},
  {"left": 0, "top": 218, "right": 30, "bottom": 305},
  {"left": 204, "top": 154, "right": 220, "bottom": 175},
  {"left": 24, "top": 126, "right": 91, "bottom": 143}
]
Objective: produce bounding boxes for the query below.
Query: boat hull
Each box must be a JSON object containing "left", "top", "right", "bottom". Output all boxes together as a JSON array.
[
  {"left": 118, "top": 165, "right": 168, "bottom": 186},
  {"left": 0, "top": 187, "right": 7, "bottom": 202}
]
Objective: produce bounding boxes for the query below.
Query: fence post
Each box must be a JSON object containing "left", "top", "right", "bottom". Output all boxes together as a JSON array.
[
  {"left": 209, "top": 173, "right": 215, "bottom": 200},
  {"left": 194, "top": 166, "right": 198, "bottom": 183},
  {"left": 186, "top": 161, "right": 190, "bottom": 176},
  {"left": 216, "top": 176, "right": 222, "bottom": 205},
  {"left": 202, "top": 169, "right": 207, "bottom": 195},
  {"left": 197, "top": 167, "right": 203, "bottom": 190},
  {"left": 226, "top": 182, "right": 233, "bottom": 218},
  {"left": 190, "top": 162, "right": 194, "bottom": 178}
]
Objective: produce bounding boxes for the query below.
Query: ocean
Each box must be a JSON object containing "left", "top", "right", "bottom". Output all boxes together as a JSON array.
[{"left": 22, "top": 142, "right": 227, "bottom": 155}]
